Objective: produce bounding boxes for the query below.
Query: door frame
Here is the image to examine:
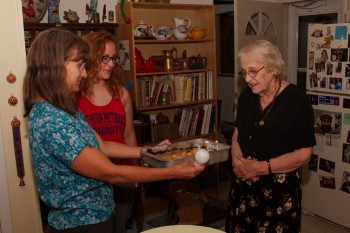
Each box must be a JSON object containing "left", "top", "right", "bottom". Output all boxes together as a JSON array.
[{"left": 0, "top": 0, "right": 43, "bottom": 232}]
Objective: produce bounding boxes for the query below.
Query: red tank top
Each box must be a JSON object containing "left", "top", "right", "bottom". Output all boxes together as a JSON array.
[{"left": 78, "top": 93, "right": 131, "bottom": 165}]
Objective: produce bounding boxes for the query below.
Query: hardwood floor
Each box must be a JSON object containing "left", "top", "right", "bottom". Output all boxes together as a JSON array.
[{"left": 130, "top": 210, "right": 350, "bottom": 233}]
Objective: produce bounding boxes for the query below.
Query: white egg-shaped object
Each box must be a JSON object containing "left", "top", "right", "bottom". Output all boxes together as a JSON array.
[{"left": 195, "top": 149, "right": 210, "bottom": 164}]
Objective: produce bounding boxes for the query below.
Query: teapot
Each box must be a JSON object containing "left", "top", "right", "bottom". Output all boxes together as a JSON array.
[
  {"left": 155, "top": 25, "right": 174, "bottom": 40},
  {"left": 188, "top": 27, "right": 207, "bottom": 39},
  {"left": 144, "top": 57, "right": 156, "bottom": 72},
  {"left": 162, "top": 47, "right": 177, "bottom": 71},
  {"left": 135, "top": 48, "right": 145, "bottom": 72},
  {"left": 173, "top": 17, "right": 191, "bottom": 40},
  {"left": 134, "top": 20, "right": 155, "bottom": 38}
]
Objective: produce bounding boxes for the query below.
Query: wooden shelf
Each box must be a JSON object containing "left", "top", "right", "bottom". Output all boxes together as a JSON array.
[
  {"left": 135, "top": 38, "right": 213, "bottom": 44},
  {"left": 23, "top": 23, "right": 118, "bottom": 30},
  {"left": 126, "top": 2, "right": 213, "bottom": 10},
  {"left": 136, "top": 99, "right": 215, "bottom": 111},
  {"left": 136, "top": 68, "right": 213, "bottom": 76}
]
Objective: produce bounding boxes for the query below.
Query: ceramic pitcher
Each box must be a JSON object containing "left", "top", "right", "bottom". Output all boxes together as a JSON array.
[{"left": 173, "top": 17, "right": 191, "bottom": 40}]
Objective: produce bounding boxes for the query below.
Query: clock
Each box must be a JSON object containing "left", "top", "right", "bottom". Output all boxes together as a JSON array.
[{"left": 22, "top": 0, "right": 48, "bottom": 23}]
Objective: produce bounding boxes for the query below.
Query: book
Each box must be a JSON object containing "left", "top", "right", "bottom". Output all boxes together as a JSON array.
[
  {"left": 204, "top": 103, "right": 212, "bottom": 134},
  {"left": 195, "top": 107, "right": 205, "bottom": 136},
  {"left": 183, "top": 108, "right": 194, "bottom": 136},
  {"left": 178, "top": 108, "right": 188, "bottom": 136},
  {"left": 184, "top": 76, "right": 192, "bottom": 102},
  {"left": 175, "top": 75, "right": 185, "bottom": 104},
  {"left": 189, "top": 107, "right": 199, "bottom": 136},
  {"left": 209, "top": 105, "right": 216, "bottom": 133}
]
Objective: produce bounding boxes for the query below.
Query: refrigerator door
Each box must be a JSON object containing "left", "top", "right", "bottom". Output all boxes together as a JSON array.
[
  {"left": 307, "top": 23, "right": 350, "bottom": 95},
  {"left": 303, "top": 91, "right": 350, "bottom": 228}
]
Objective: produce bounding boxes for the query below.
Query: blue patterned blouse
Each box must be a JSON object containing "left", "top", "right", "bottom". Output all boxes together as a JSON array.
[{"left": 28, "top": 102, "right": 114, "bottom": 230}]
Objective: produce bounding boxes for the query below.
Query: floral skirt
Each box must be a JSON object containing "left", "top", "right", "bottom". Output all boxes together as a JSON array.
[{"left": 225, "top": 170, "right": 302, "bottom": 233}]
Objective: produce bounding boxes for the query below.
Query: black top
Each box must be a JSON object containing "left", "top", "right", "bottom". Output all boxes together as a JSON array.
[{"left": 235, "top": 84, "right": 316, "bottom": 161}]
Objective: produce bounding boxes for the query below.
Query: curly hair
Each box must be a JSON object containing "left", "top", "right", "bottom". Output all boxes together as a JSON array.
[{"left": 80, "top": 31, "right": 122, "bottom": 100}]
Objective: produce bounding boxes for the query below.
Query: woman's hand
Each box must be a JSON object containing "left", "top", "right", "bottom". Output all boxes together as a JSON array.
[
  {"left": 234, "top": 158, "right": 261, "bottom": 182},
  {"left": 170, "top": 161, "right": 205, "bottom": 179},
  {"left": 158, "top": 139, "right": 171, "bottom": 145},
  {"left": 231, "top": 128, "right": 244, "bottom": 168}
]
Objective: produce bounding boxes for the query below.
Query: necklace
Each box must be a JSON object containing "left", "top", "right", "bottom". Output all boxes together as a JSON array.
[{"left": 258, "top": 79, "right": 282, "bottom": 126}]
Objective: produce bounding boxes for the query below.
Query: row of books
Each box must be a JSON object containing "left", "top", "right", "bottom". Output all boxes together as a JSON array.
[
  {"left": 175, "top": 103, "right": 215, "bottom": 137},
  {"left": 135, "top": 103, "right": 215, "bottom": 143},
  {"left": 136, "top": 71, "right": 213, "bottom": 107}
]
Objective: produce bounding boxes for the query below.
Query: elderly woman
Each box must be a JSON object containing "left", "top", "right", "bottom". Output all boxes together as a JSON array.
[{"left": 226, "top": 40, "right": 316, "bottom": 233}]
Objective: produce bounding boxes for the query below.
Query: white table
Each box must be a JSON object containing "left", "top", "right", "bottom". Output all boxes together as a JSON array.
[{"left": 142, "top": 225, "right": 225, "bottom": 233}]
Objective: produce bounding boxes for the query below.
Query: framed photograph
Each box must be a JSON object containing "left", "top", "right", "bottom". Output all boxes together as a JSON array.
[{"left": 216, "top": 11, "right": 234, "bottom": 76}]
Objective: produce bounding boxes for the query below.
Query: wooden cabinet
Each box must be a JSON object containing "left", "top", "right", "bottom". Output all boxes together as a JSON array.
[
  {"left": 116, "top": 2, "right": 218, "bottom": 145},
  {"left": 23, "top": 23, "right": 118, "bottom": 51}
]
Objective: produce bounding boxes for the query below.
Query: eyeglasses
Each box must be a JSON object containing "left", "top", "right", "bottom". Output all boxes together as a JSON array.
[
  {"left": 69, "top": 59, "right": 86, "bottom": 72},
  {"left": 239, "top": 65, "right": 265, "bottom": 78},
  {"left": 79, "top": 62, "right": 86, "bottom": 71},
  {"left": 101, "top": 55, "right": 119, "bottom": 64}
]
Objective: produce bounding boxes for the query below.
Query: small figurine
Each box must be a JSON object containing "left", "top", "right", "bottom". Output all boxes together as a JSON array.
[
  {"left": 102, "top": 4, "right": 106, "bottom": 23},
  {"left": 90, "top": 0, "right": 98, "bottom": 12},
  {"left": 85, "top": 0, "right": 98, "bottom": 23},
  {"left": 48, "top": 0, "right": 60, "bottom": 23},
  {"left": 52, "top": 12, "right": 61, "bottom": 23},
  {"left": 63, "top": 9, "right": 79, "bottom": 23}
]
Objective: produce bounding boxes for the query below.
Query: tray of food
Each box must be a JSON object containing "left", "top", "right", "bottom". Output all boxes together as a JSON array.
[{"left": 141, "top": 138, "right": 231, "bottom": 168}]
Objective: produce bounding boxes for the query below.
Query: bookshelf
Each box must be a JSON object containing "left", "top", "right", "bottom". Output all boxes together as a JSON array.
[{"left": 116, "top": 2, "right": 218, "bottom": 145}]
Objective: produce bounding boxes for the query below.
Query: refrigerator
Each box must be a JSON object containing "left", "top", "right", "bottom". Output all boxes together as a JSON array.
[{"left": 303, "top": 23, "right": 350, "bottom": 229}]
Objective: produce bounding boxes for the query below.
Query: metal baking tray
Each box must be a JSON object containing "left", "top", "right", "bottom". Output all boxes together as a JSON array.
[{"left": 141, "top": 138, "right": 230, "bottom": 168}]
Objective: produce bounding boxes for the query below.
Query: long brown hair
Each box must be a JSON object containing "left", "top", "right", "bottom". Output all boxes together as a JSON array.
[
  {"left": 80, "top": 31, "right": 122, "bottom": 99},
  {"left": 23, "top": 28, "right": 89, "bottom": 116}
]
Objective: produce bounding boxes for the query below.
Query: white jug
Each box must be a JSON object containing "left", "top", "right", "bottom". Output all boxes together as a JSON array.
[{"left": 173, "top": 17, "right": 191, "bottom": 40}]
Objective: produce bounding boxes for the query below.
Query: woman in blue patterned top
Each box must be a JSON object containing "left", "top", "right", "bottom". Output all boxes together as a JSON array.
[{"left": 23, "top": 28, "right": 204, "bottom": 233}]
